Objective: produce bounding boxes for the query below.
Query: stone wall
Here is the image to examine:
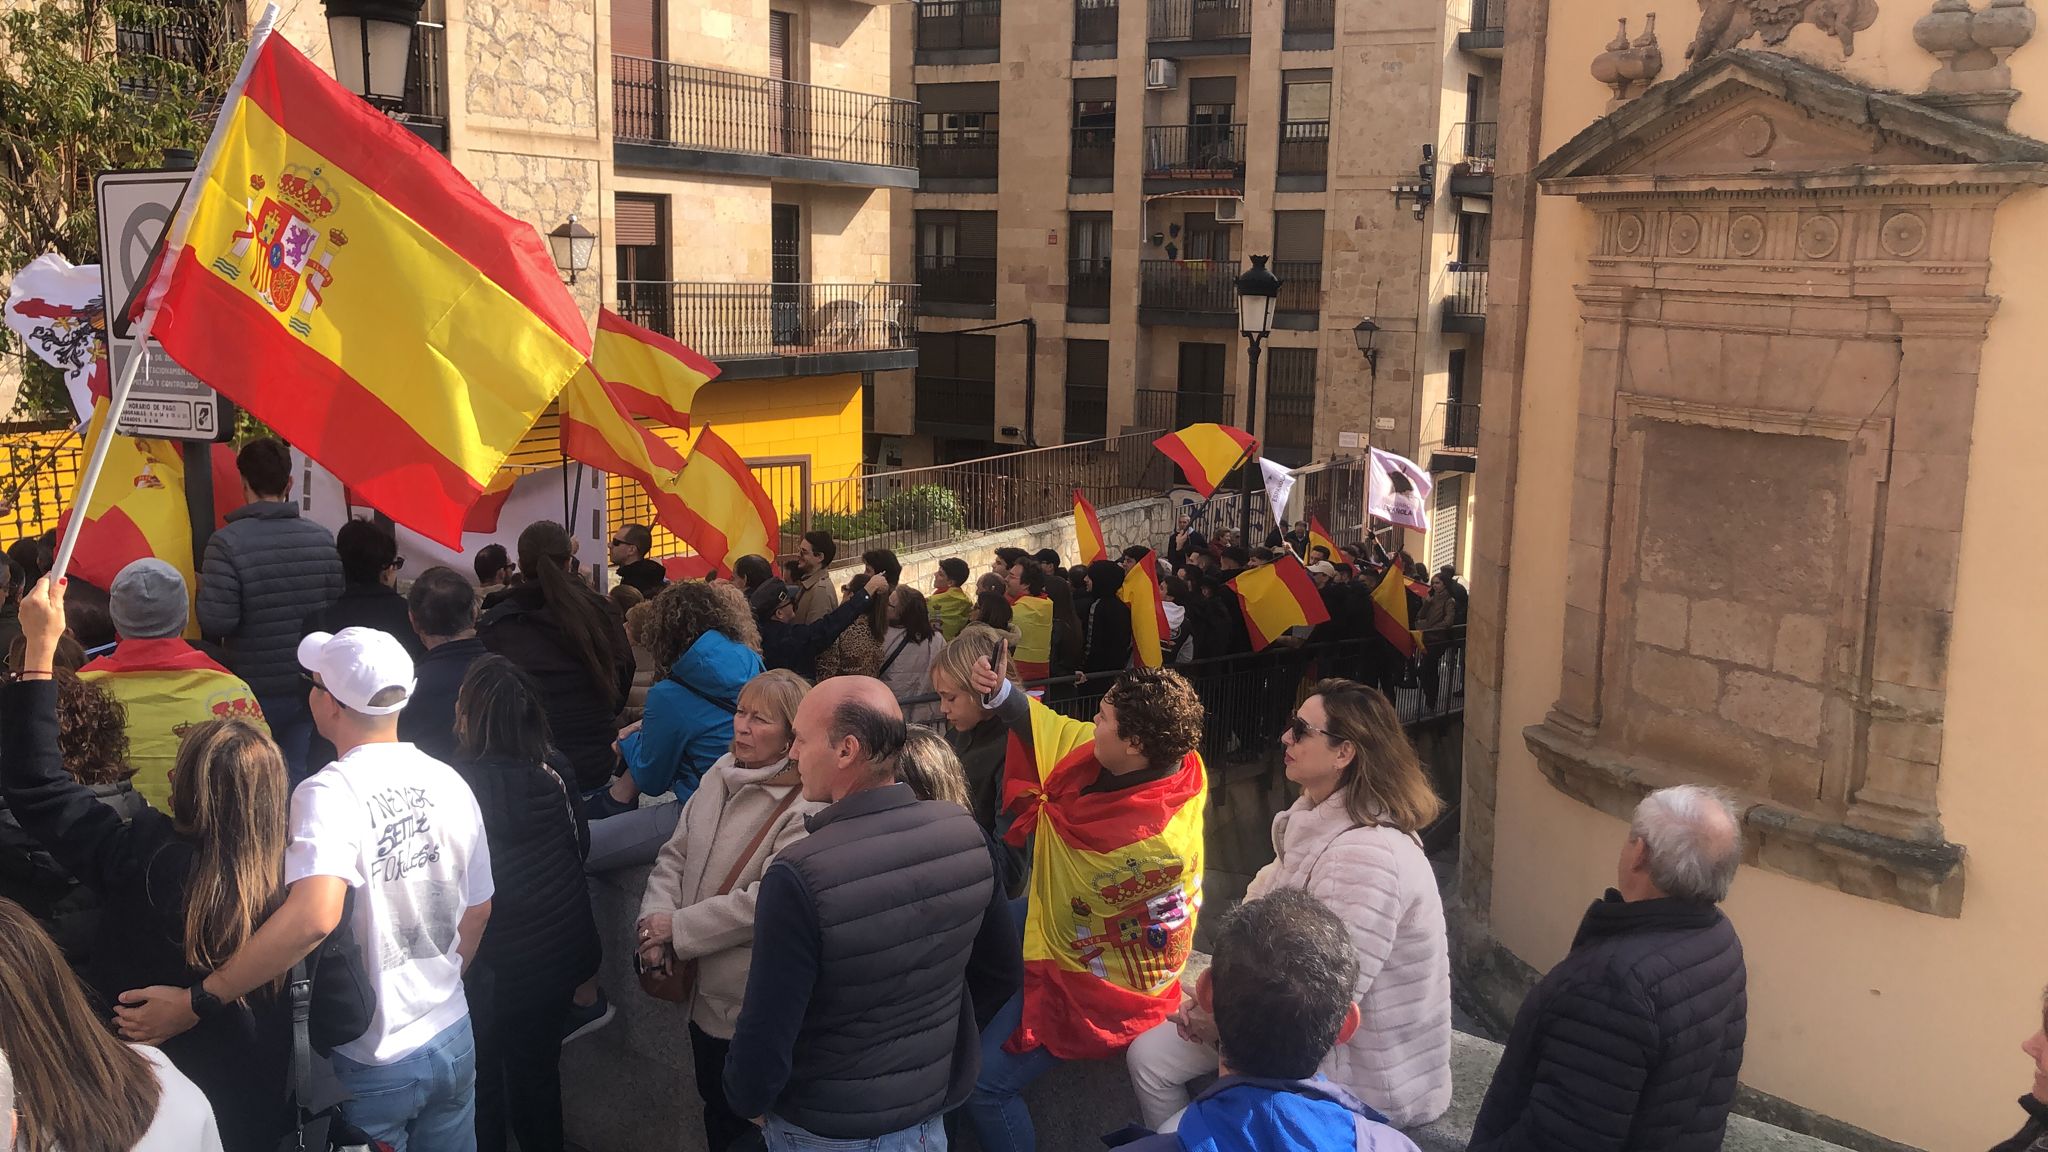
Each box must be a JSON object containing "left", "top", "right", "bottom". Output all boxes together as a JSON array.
[{"left": 464, "top": 0, "right": 597, "bottom": 131}]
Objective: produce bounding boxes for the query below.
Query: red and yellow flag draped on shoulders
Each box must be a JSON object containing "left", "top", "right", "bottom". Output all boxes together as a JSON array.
[{"left": 1001, "top": 696, "right": 1205, "bottom": 1060}]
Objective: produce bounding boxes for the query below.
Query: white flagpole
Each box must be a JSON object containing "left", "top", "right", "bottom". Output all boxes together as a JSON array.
[{"left": 48, "top": 4, "right": 281, "bottom": 585}]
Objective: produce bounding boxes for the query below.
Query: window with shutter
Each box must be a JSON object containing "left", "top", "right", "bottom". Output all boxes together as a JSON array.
[
  {"left": 770, "top": 10, "right": 793, "bottom": 80},
  {"left": 1273, "top": 211, "right": 1323, "bottom": 263},
  {"left": 1264, "top": 347, "right": 1316, "bottom": 466},
  {"left": 1430, "top": 476, "right": 1462, "bottom": 573},
  {"left": 612, "top": 0, "right": 661, "bottom": 59}
]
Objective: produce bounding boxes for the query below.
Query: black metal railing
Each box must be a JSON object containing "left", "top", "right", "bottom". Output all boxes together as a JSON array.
[
  {"left": 1273, "top": 260, "right": 1321, "bottom": 313},
  {"left": 1065, "top": 385, "right": 1109, "bottom": 440},
  {"left": 916, "top": 0, "right": 1001, "bottom": 51},
  {"left": 1144, "top": 124, "right": 1246, "bottom": 179},
  {"left": 1071, "top": 126, "right": 1117, "bottom": 178},
  {"left": 1284, "top": 0, "right": 1334, "bottom": 33},
  {"left": 1149, "top": 0, "right": 1252, "bottom": 40},
  {"left": 1069, "top": 257, "right": 1113, "bottom": 309},
  {"left": 1141, "top": 259, "right": 1236, "bottom": 313},
  {"left": 1135, "top": 387, "right": 1236, "bottom": 429},
  {"left": 613, "top": 281, "right": 918, "bottom": 359},
  {"left": 920, "top": 128, "right": 1000, "bottom": 179},
  {"left": 1458, "top": 120, "right": 1498, "bottom": 163},
  {"left": 1473, "top": 0, "right": 1505, "bottom": 32},
  {"left": 916, "top": 254, "right": 999, "bottom": 306},
  {"left": 1075, "top": 0, "right": 1120, "bottom": 44},
  {"left": 611, "top": 56, "right": 918, "bottom": 169},
  {"left": 1277, "top": 119, "right": 1329, "bottom": 175},
  {"left": 1442, "top": 401, "right": 1481, "bottom": 448},
  {"left": 812, "top": 431, "right": 1177, "bottom": 555},
  {"left": 1447, "top": 267, "right": 1488, "bottom": 318}
]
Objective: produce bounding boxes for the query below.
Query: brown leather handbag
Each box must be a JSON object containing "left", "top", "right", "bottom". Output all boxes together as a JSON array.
[{"left": 639, "top": 784, "right": 802, "bottom": 1003}]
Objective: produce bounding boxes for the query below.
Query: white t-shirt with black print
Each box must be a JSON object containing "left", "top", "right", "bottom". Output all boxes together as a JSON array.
[{"left": 285, "top": 741, "right": 494, "bottom": 1065}]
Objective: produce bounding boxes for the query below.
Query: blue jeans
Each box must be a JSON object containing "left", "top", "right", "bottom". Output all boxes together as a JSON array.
[
  {"left": 259, "top": 694, "right": 316, "bottom": 783},
  {"left": 962, "top": 990, "right": 1064, "bottom": 1152},
  {"left": 763, "top": 1114, "right": 945, "bottom": 1150},
  {"left": 329, "top": 1018, "right": 478, "bottom": 1152}
]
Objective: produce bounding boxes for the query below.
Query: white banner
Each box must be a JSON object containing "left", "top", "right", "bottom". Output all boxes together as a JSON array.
[
  {"left": 1259, "top": 456, "right": 1296, "bottom": 532},
  {"left": 3, "top": 253, "right": 106, "bottom": 424},
  {"left": 1368, "top": 446, "right": 1433, "bottom": 532}
]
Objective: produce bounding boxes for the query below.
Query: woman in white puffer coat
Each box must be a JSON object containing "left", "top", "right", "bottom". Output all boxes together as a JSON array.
[{"left": 1125, "top": 678, "right": 1452, "bottom": 1130}]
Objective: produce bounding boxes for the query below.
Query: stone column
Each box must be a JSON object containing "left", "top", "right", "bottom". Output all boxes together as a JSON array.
[{"left": 1552, "top": 283, "right": 1633, "bottom": 730}]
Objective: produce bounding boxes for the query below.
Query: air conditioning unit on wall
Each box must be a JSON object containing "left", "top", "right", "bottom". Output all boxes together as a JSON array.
[
  {"left": 1145, "top": 58, "right": 1178, "bottom": 90},
  {"left": 1214, "top": 197, "right": 1245, "bottom": 223}
]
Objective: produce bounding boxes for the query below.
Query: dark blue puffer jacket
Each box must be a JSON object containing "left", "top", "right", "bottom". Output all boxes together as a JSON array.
[{"left": 196, "top": 501, "right": 342, "bottom": 699}]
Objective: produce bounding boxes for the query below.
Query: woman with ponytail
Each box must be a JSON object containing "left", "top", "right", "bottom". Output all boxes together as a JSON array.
[
  {"left": 0, "top": 578, "right": 292, "bottom": 1152},
  {"left": 479, "top": 520, "right": 637, "bottom": 794}
]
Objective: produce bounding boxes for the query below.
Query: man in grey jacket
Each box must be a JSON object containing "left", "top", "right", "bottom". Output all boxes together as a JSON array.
[{"left": 196, "top": 437, "right": 342, "bottom": 777}]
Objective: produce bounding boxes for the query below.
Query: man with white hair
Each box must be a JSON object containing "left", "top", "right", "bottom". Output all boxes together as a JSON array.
[{"left": 1469, "top": 784, "right": 1749, "bottom": 1152}]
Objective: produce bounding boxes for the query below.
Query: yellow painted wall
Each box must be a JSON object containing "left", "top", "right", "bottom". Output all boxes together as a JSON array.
[{"left": 1489, "top": 7, "right": 2048, "bottom": 1148}]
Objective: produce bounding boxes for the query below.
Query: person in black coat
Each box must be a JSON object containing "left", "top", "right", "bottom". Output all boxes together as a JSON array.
[
  {"left": 1081, "top": 560, "right": 1133, "bottom": 676},
  {"left": 307, "top": 517, "right": 424, "bottom": 659},
  {"left": 1991, "top": 1003, "right": 2048, "bottom": 1152},
  {"left": 749, "top": 574, "right": 886, "bottom": 680},
  {"left": 453, "top": 655, "right": 603, "bottom": 1152},
  {"left": 399, "top": 566, "right": 490, "bottom": 763},
  {"left": 1470, "top": 784, "right": 1748, "bottom": 1152},
  {"left": 0, "top": 578, "right": 292, "bottom": 1152}
]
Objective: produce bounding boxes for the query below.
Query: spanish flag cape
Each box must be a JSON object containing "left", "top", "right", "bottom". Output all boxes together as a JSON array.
[
  {"left": 929, "top": 586, "right": 973, "bottom": 641},
  {"left": 1001, "top": 696, "right": 1206, "bottom": 1060},
  {"left": 1011, "top": 593, "right": 1055, "bottom": 680},
  {"left": 80, "top": 638, "right": 269, "bottom": 809}
]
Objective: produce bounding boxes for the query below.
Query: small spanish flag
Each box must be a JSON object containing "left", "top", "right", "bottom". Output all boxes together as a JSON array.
[
  {"left": 1073, "top": 489, "right": 1107, "bottom": 564},
  {"left": 558, "top": 365, "right": 693, "bottom": 542},
  {"left": 59, "top": 402, "right": 198, "bottom": 633},
  {"left": 144, "top": 24, "right": 589, "bottom": 547},
  {"left": 1228, "top": 554, "right": 1331, "bottom": 651},
  {"left": 1153, "top": 422, "right": 1256, "bottom": 499},
  {"left": 670, "top": 425, "right": 778, "bottom": 577},
  {"left": 1307, "top": 515, "right": 1339, "bottom": 563},
  {"left": 1372, "top": 562, "right": 1422, "bottom": 657},
  {"left": 594, "top": 308, "right": 719, "bottom": 430},
  {"left": 1118, "top": 549, "right": 1170, "bottom": 668}
]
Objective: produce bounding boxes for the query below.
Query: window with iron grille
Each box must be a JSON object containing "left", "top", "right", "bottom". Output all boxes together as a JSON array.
[
  {"left": 1064, "top": 340, "right": 1110, "bottom": 441},
  {"left": 1264, "top": 347, "right": 1317, "bottom": 466}
]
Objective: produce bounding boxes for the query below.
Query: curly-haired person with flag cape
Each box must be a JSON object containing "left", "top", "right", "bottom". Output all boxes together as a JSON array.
[{"left": 961, "top": 646, "right": 1207, "bottom": 1152}]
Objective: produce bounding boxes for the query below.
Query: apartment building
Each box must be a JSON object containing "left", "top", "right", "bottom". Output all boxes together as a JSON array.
[{"left": 890, "top": 0, "right": 1501, "bottom": 571}]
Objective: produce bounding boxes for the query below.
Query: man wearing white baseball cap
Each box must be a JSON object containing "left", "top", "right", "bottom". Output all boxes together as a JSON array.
[{"left": 114, "top": 627, "right": 495, "bottom": 1152}]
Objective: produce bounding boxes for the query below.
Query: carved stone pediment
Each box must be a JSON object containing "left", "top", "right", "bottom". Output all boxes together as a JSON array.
[{"left": 1536, "top": 49, "right": 2048, "bottom": 191}]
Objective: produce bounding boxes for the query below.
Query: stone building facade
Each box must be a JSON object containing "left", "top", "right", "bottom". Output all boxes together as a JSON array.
[{"left": 1464, "top": 0, "right": 2048, "bottom": 1146}]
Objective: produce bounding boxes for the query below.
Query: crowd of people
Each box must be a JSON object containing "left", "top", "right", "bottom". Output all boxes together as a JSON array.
[{"left": 0, "top": 436, "right": 2039, "bottom": 1152}]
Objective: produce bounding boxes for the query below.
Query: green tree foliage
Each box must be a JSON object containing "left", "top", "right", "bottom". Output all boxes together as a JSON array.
[{"left": 0, "top": 0, "right": 243, "bottom": 418}]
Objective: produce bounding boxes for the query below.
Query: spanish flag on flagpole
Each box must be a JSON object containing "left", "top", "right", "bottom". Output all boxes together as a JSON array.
[
  {"left": 1073, "top": 489, "right": 1106, "bottom": 564},
  {"left": 1118, "top": 549, "right": 1170, "bottom": 668},
  {"left": 1227, "top": 554, "right": 1331, "bottom": 651},
  {"left": 594, "top": 308, "right": 720, "bottom": 429},
  {"left": 461, "top": 469, "right": 520, "bottom": 535},
  {"left": 558, "top": 365, "right": 693, "bottom": 536},
  {"left": 1153, "top": 422, "right": 1256, "bottom": 499},
  {"left": 1372, "top": 561, "right": 1423, "bottom": 657},
  {"left": 671, "top": 425, "right": 779, "bottom": 576},
  {"left": 139, "top": 13, "right": 590, "bottom": 548},
  {"left": 1307, "top": 515, "right": 1339, "bottom": 561}
]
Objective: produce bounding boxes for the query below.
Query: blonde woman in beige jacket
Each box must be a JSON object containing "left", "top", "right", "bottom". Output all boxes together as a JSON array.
[
  {"left": 636, "top": 667, "right": 822, "bottom": 1152},
  {"left": 1126, "top": 679, "right": 1453, "bottom": 1130}
]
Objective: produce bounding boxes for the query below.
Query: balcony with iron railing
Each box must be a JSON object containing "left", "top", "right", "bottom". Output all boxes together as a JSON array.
[
  {"left": 916, "top": 254, "right": 999, "bottom": 310},
  {"left": 1074, "top": 0, "right": 1119, "bottom": 51},
  {"left": 1068, "top": 257, "right": 1113, "bottom": 313},
  {"left": 1460, "top": 0, "right": 1506, "bottom": 56},
  {"left": 400, "top": 7, "right": 449, "bottom": 150},
  {"left": 914, "top": 375, "right": 998, "bottom": 439},
  {"left": 1149, "top": 0, "right": 1252, "bottom": 46},
  {"left": 612, "top": 56, "right": 919, "bottom": 188},
  {"left": 1135, "top": 387, "right": 1237, "bottom": 430},
  {"left": 1284, "top": 0, "right": 1334, "bottom": 44},
  {"left": 920, "top": 127, "right": 1000, "bottom": 182},
  {"left": 1139, "top": 260, "right": 1236, "bottom": 325},
  {"left": 1442, "top": 266, "right": 1488, "bottom": 334},
  {"left": 1071, "top": 126, "right": 1117, "bottom": 181},
  {"left": 613, "top": 281, "right": 918, "bottom": 377},
  {"left": 1449, "top": 121, "right": 1497, "bottom": 195},
  {"left": 1273, "top": 260, "right": 1322, "bottom": 319},
  {"left": 1435, "top": 400, "right": 1481, "bottom": 451},
  {"left": 1277, "top": 119, "right": 1328, "bottom": 180},
  {"left": 1144, "top": 124, "right": 1246, "bottom": 184},
  {"left": 916, "top": 0, "right": 1001, "bottom": 61}
]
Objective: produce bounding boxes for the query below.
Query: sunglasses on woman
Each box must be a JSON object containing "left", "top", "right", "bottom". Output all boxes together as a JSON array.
[{"left": 1282, "top": 715, "right": 1335, "bottom": 744}]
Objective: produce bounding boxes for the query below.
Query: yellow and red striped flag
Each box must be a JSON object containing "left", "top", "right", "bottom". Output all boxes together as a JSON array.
[
  {"left": 81, "top": 638, "right": 268, "bottom": 807},
  {"left": 1073, "top": 489, "right": 1107, "bottom": 564},
  {"left": 58, "top": 402, "right": 197, "bottom": 633},
  {"left": 670, "top": 425, "right": 778, "bottom": 577},
  {"left": 461, "top": 469, "right": 519, "bottom": 535},
  {"left": 1306, "top": 515, "right": 1339, "bottom": 562},
  {"left": 1118, "top": 548, "right": 1170, "bottom": 668},
  {"left": 1012, "top": 594, "right": 1054, "bottom": 681},
  {"left": 1372, "top": 561, "right": 1422, "bottom": 657},
  {"left": 142, "top": 24, "right": 589, "bottom": 547},
  {"left": 1227, "top": 554, "right": 1331, "bottom": 651},
  {"left": 594, "top": 308, "right": 719, "bottom": 429},
  {"left": 1153, "top": 423, "right": 1256, "bottom": 498},
  {"left": 558, "top": 364, "right": 693, "bottom": 536}
]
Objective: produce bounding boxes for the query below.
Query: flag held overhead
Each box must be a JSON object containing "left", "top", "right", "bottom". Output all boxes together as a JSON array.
[
  {"left": 1306, "top": 515, "right": 1339, "bottom": 563},
  {"left": 594, "top": 307, "right": 720, "bottom": 430},
  {"left": 670, "top": 425, "right": 779, "bottom": 579},
  {"left": 1073, "top": 489, "right": 1106, "bottom": 564},
  {"left": 1227, "top": 554, "right": 1330, "bottom": 652},
  {"left": 1153, "top": 422, "right": 1256, "bottom": 499},
  {"left": 1118, "top": 549, "right": 1170, "bottom": 669}
]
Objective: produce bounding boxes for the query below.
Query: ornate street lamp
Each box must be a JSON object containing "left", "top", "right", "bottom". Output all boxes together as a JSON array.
[
  {"left": 323, "top": 0, "right": 424, "bottom": 110},
  {"left": 1234, "top": 255, "right": 1282, "bottom": 545},
  {"left": 1353, "top": 317, "right": 1382, "bottom": 449},
  {"left": 549, "top": 214, "right": 597, "bottom": 284}
]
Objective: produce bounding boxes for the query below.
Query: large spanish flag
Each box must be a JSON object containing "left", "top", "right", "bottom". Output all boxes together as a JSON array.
[
  {"left": 1073, "top": 489, "right": 1106, "bottom": 564},
  {"left": 1307, "top": 515, "right": 1339, "bottom": 562},
  {"left": 1118, "top": 549, "right": 1170, "bottom": 669},
  {"left": 594, "top": 308, "right": 719, "bottom": 429},
  {"left": 143, "top": 23, "right": 589, "bottom": 547},
  {"left": 1372, "top": 561, "right": 1422, "bottom": 657},
  {"left": 1228, "top": 554, "right": 1330, "bottom": 651},
  {"left": 671, "top": 425, "right": 778, "bottom": 577},
  {"left": 80, "top": 638, "right": 267, "bottom": 808},
  {"left": 1153, "top": 423, "right": 1255, "bottom": 499},
  {"left": 1002, "top": 695, "right": 1204, "bottom": 1060}
]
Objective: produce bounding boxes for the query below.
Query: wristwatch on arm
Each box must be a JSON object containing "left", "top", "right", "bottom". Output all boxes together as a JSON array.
[{"left": 189, "top": 980, "right": 225, "bottom": 1021}]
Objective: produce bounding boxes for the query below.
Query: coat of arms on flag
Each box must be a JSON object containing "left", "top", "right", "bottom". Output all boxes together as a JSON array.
[{"left": 216, "top": 166, "right": 347, "bottom": 336}]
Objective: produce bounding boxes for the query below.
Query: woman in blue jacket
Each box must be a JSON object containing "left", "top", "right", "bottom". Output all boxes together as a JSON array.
[{"left": 587, "top": 581, "right": 763, "bottom": 870}]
